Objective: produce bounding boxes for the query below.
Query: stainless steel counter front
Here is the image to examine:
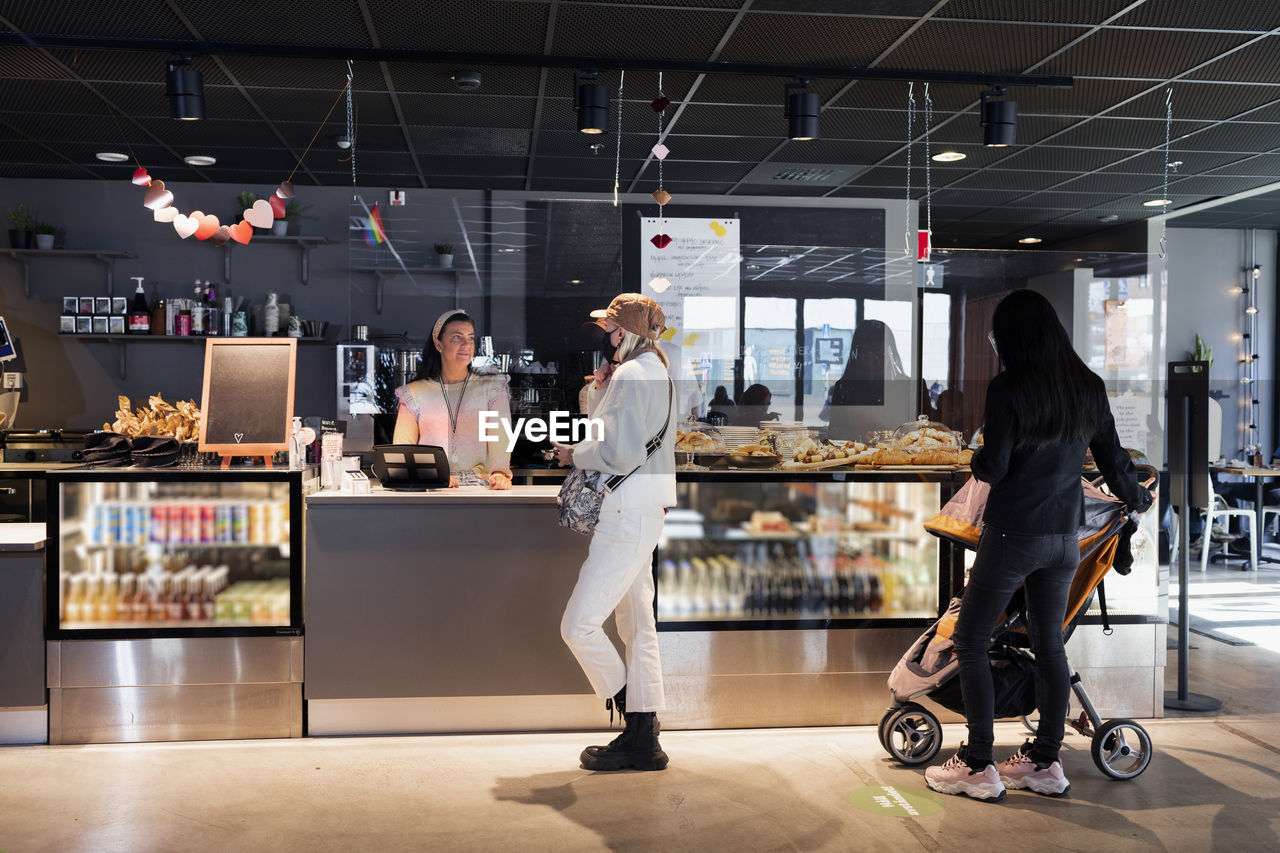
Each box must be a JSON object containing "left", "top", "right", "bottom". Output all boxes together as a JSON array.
[{"left": 304, "top": 484, "right": 602, "bottom": 735}]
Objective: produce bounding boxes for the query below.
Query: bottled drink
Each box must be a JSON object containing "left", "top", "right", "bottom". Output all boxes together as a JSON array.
[
  {"left": 150, "top": 289, "right": 165, "bottom": 336},
  {"left": 191, "top": 280, "right": 205, "bottom": 333},
  {"left": 204, "top": 281, "right": 219, "bottom": 335},
  {"left": 264, "top": 292, "right": 279, "bottom": 336},
  {"left": 127, "top": 277, "right": 150, "bottom": 334}
]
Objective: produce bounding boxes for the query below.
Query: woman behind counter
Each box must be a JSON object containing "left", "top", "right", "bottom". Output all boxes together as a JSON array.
[{"left": 393, "top": 309, "right": 513, "bottom": 489}]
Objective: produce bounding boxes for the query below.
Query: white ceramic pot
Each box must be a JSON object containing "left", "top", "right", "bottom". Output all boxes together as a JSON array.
[
  {"left": 438, "top": 253, "right": 454, "bottom": 269},
  {"left": 271, "top": 220, "right": 289, "bottom": 236},
  {"left": 34, "top": 233, "right": 55, "bottom": 250}
]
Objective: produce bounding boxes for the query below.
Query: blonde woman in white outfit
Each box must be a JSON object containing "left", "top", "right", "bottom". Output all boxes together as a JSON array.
[{"left": 554, "top": 293, "right": 676, "bottom": 772}]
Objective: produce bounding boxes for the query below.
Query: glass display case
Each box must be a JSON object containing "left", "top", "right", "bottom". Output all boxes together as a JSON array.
[
  {"left": 659, "top": 470, "right": 964, "bottom": 629},
  {"left": 46, "top": 469, "right": 303, "bottom": 638}
]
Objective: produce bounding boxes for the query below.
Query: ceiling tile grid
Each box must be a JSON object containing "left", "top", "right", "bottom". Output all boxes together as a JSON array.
[{"left": 2, "top": 1, "right": 1280, "bottom": 244}]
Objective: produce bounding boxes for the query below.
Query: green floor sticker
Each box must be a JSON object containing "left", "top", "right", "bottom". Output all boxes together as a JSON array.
[{"left": 848, "top": 785, "right": 945, "bottom": 817}]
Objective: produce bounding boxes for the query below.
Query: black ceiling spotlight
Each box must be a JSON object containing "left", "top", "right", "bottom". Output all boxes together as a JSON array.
[
  {"left": 166, "top": 56, "right": 204, "bottom": 120},
  {"left": 574, "top": 71, "right": 607, "bottom": 134},
  {"left": 980, "top": 87, "right": 1017, "bottom": 147},
  {"left": 785, "top": 78, "right": 820, "bottom": 141}
]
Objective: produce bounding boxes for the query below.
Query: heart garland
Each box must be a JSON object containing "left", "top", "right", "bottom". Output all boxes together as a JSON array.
[
  {"left": 650, "top": 73, "right": 672, "bottom": 249},
  {"left": 133, "top": 170, "right": 297, "bottom": 246}
]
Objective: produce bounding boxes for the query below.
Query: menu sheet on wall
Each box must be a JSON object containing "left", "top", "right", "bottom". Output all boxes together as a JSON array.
[{"left": 639, "top": 217, "right": 741, "bottom": 385}]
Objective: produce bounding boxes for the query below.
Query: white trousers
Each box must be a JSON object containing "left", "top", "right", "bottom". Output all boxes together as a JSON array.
[{"left": 560, "top": 507, "right": 666, "bottom": 712}]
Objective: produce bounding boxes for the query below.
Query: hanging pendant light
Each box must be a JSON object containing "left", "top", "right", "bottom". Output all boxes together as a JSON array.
[
  {"left": 980, "top": 87, "right": 1016, "bottom": 147},
  {"left": 166, "top": 57, "right": 204, "bottom": 121},
  {"left": 785, "top": 78, "right": 820, "bottom": 141},
  {"left": 574, "top": 71, "right": 608, "bottom": 134}
]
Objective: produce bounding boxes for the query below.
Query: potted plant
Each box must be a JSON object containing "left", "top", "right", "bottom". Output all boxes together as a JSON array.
[
  {"left": 284, "top": 201, "right": 311, "bottom": 236},
  {"left": 234, "top": 190, "right": 257, "bottom": 227},
  {"left": 33, "top": 221, "right": 57, "bottom": 250},
  {"left": 435, "top": 243, "right": 455, "bottom": 269},
  {"left": 8, "top": 203, "right": 35, "bottom": 249}
]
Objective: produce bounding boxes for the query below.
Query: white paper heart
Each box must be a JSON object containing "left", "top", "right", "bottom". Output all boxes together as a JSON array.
[
  {"left": 245, "top": 199, "right": 275, "bottom": 229},
  {"left": 648, "top": 277, "right": 673, "bottom": 293},
  {"left": 173, "top": 213, "right": 198, "bottom": 239},
  {"left": 154, "top": 207, "right": 179, "bottom": 222},
  {"left": 652, "top": 143, "right": 670, "bottom": 160},
  {"left": 234, "top": 432, "right": 244, "bottom": 443}
]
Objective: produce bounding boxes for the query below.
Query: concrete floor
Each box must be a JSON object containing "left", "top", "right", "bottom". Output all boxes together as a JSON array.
[{"left": 3, "top": 571, "right": 1279, "bottom": 852}]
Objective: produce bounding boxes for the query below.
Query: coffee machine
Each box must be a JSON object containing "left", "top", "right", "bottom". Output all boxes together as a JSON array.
[{"left": 336, "top": 340, "right": 379, "bottom": 453}]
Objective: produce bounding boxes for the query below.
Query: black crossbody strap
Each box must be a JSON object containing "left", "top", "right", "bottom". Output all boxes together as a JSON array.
[{"left": 603, "top": 378, "right": 674, "bottom": 492}]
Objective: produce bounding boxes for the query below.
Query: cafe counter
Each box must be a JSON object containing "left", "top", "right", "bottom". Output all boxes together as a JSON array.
[
  {"left": 304, "top": 468, "right": 1164, "bottom": 735},
  {"left": 303, "top": 470, "right": 964, "bottom": 735}
]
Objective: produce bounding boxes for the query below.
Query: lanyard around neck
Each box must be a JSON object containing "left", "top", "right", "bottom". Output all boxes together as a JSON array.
[{"left": 437, "top": 373, "right": 470, "bottom": 449}]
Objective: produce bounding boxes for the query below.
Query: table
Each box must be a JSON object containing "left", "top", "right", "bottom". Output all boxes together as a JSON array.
[{"left": 1210, "top": 465, "right": 1280, "bottom": 565}]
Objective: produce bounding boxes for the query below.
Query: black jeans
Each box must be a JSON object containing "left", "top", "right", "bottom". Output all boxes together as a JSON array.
[{"left": 952, "top": 527, "right": 1080, "bottom": 767}]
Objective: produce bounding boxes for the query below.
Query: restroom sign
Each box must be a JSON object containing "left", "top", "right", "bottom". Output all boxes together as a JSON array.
[{"left": 389, "top": 189, "right": 407, "bottom": 206}]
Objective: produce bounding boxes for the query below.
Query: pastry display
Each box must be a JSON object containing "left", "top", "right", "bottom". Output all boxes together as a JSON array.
[{"left": 103, "top": 394, "right": 202, "bottom": 440}]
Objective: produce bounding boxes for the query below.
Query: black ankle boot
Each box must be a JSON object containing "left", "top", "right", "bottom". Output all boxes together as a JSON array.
[{"left": 579, "top": 711, "right": 669, "bottom": 772}]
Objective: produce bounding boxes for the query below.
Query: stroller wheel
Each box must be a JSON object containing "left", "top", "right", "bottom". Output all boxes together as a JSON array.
[
  {"left": 882, "top": 703, "right": 942, "bottom": 766},
  {"left": 877, "top": 709, "right": 895, "bottom": 750},
  {"left": 1020, "top": 713, "right": 1039, "bottom": 735},
  {"left": 1091, "top": 719, "right": 1152, "bottom": 780}
]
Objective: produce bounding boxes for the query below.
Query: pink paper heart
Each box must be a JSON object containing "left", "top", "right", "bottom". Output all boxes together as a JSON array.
[
  {"left": 172, "top": 213, "right": 198, "bottom": 239},
  {"left": 143, "top": 180, "right": 173, "bottom": 210},
  {"left": 269, "top": 195, "right": 286, "bottom": 218},
  {"left": 132, "top": 167, "right": 151, "bottom": 186},
  {"left": 153, "top": 207, "right": 179, "bottom": 223},
  {"left": 245, "top": 199, "right": 275, "bottom": 229},
  {"left": 192, "top": 212, "right": 220, "bottom": 241},
  {"left": 275, "top": 181, "right": 295, "bottom": 199},
  {"left": 229, "top": 220, "right": 253, "bottom": 245},
  {"left": 210, "top": 225, "right": 232, "bottom": 247},
  {"left": 650, "top": 233, "right": 672, "bottom": 249}
]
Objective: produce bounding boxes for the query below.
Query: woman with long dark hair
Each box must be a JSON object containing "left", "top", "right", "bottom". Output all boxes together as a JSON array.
[
  {"left": 924, "top": 289, "right": 1153, "bottom": 801},
  {"left": 825, "top": 319, "right": 928, "bottom": 440}
]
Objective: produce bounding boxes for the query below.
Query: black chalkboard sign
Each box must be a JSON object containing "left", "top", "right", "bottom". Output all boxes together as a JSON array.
[{"left": 198, "top": 338, "right": 297, "bottom": 457}]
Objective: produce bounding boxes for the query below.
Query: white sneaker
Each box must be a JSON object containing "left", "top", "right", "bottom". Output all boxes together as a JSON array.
[
  {"left": 925, "top": 745, "right": 1006, "bottom": 801},
  {"left": 998, "top": 745, "right": 1071, "bottom": 797}
]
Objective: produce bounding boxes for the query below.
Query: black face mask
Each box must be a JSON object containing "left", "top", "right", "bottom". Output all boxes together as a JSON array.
[{"left": 600, "top": 337, "right": 617, "bottom": 363}]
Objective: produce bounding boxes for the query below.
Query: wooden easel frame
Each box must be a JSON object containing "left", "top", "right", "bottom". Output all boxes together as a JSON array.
[{"left": 198, "top": 337, "right": 297, "bottom": 466}]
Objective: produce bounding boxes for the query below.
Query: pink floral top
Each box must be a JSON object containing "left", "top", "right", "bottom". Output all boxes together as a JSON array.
[{"left": 392, "top": 371, "right": 512, "bottom": 478}]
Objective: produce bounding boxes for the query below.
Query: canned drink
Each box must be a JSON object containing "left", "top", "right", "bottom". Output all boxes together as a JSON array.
[
  {"left": 90, "top": 505, "right": 106, "bottom": 545},
  {"left": 105, "top": 504, "right": 120, "bottom": 546},
  {"left": 200, "top": 504, "right": 216, "bottom": 543},
  {"left": 267, "top": 502, "right": 285, "bottom": 544},
  {"left": 215, "top": 503, "right": 232, "bottom": 543},
  {"left": 150, "top": 505, "right": 168, "bottom": 544},
  {"left": 183, "top": 505, "right": 201, "bottom": 545},
  {"left": 232, "top": 504, "right": 249, "bottom": 544},
  {"left": 121, "top": 503, "right": 136, "bottom": 545},
  {"left": 249, "top": 502, "right": 267, "bottom": 544}
]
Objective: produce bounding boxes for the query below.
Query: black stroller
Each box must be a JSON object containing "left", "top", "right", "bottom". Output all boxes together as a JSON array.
[{"left": 878, "top": 470, "right": 1155, "bottom": 781}]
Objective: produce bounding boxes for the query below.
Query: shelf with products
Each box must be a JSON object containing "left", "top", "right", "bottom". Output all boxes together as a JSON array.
[
  {"left": 46, "top": 468, "right": 303, "bottom": 639},
  {"left": 658, "top": 469, "right": 964, "bottom": 630},
  {"left": 0, "top": 248, "right": 136, "bottom": 298}
]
